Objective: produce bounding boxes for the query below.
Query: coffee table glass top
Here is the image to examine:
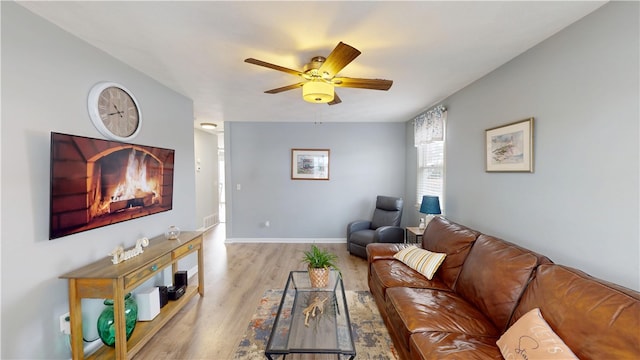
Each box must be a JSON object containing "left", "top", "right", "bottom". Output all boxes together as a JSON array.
[{"left": 265, "top": 270, "right": 355, "bottom": 359}]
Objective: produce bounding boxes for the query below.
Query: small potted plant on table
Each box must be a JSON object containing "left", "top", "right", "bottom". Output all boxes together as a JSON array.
[{"left": 301, "top": 245, "right": 339, "bottom": 288}]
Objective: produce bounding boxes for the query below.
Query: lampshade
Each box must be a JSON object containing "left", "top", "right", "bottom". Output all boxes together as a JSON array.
[
  {"left": 419, "top": 195, "right": 441, "bottom": 215},
  {"left": 302, "top": 81, "right": 334, "bottom": 103}
]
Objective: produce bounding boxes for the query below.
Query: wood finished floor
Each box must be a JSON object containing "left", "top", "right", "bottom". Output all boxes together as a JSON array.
[{"left": 132, "top": 224, "right": 370, "bottom": 359}]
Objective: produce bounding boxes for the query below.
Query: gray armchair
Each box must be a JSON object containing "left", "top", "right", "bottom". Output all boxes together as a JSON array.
[{"left": 347, "top": 195, "right": 404, "bottom": 259}]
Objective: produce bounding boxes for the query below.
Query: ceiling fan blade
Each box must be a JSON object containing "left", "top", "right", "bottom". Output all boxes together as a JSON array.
[
  {"left": 244, "top": 58, "right": 303, "bottom": 76},
  {"left": 264, "top": 82, "right": 305, "bottom": 94},
  {"left": 328, "top": 92, "right": 342, "bottom": 105},
  {"left": 318, "top": 42, "right": 361, "bottom": 78},
  {"left": 333, "top": 77, "right": 393, "bottom": 91}
]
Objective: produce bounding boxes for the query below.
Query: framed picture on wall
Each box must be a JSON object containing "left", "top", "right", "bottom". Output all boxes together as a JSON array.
[
  {"left": 291, "top": 149, "right": 330, "bottom": 180},
  {"left": 485, "top": 118, "right": 534, "bottom": 172}
]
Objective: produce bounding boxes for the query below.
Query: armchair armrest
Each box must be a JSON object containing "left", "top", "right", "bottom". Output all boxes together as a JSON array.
[
  {"left": 347, "top": 220, "right": 371, "bottom": 237},
  {"left": 374, "top": 226, "right": 405, "bottom": 243}
]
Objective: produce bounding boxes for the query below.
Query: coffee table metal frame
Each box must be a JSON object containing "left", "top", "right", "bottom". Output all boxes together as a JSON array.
[{"left": 265, "top": 270, "right": 356, "bottom": 359}]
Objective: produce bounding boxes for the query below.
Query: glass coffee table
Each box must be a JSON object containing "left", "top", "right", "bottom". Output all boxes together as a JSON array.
[{"left": 265, "top": 270, "right": 355, "bottom": 359}]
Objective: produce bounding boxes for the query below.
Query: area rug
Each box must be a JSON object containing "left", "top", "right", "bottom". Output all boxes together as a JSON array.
[{"left": 232, "top": 289, "right": 398, "bottom": 359}]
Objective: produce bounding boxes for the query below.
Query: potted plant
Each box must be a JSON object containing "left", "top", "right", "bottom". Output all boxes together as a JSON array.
[{"left": 301, "top": 245, "right": 339, "bottom": 288}]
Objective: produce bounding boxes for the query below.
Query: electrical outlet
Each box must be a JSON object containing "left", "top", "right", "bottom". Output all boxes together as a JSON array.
[{"left": 59, "top": 312, "right": 70, "bottom": 334}]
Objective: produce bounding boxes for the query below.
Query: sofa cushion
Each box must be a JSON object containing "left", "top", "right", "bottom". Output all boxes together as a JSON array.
[
  {"left": 454, "top": 234, "right": 539, "bottom": 332},
  {"left": 385, "top": 287, "right": 499, "bottom": 351},
  {"left": 369, "top": 260, "right": 451, "bottom": 303},
  {"left": 410, "top": 332, "right": 503, "bottom": 360},
  {"left": 497, "top": 308, "right": 578, "bottom": 360},
  {"left": 393, "top": 246, "right": 446, "bottom": 280},
  {"left": 421, "top": 217, "right": 480, "bottom": 289},
  {"left": 511, "top": 264, "right": 640, "bottom": 360}
]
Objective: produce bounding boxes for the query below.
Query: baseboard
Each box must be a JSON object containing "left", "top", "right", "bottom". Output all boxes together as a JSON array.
[
  {"left": 225, "top": 238, "right": 347, "bottom": 244},
  {"left": 187, "top": 265, "right": 198, "bottom": 279}
]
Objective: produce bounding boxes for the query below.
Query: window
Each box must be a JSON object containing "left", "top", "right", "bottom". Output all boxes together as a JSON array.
[
  {"left": 417, "top": 140, "right": 444, "bottom": 204},
  {"left": 414, "top": 106, "right": 446, "bottom": 206}
]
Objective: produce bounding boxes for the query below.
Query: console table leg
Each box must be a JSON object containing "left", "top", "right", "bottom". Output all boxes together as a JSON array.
[
  {"left": 68, "top": 279, "right": 83, "bottom": 360},
  {"left": 112, "top": 279, "right": 127, "bottom": 359},
  {"left": 197, "top": 245, "right": 205, "bottom": 296}
]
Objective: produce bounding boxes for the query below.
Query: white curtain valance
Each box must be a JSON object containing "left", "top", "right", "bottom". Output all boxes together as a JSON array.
[{"left": 414, "top": 105, "right": 446, "bottom": 146}]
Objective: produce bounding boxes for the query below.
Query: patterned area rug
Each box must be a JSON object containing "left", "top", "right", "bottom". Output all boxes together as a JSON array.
[{"left": 232, "top": 289, "right": 398, "bottom": 359}]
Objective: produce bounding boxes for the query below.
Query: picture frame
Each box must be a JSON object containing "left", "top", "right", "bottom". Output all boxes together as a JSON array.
[
  {"left": 485, "top": 118, "right": 534, "bottom": 172},
  {"left": 291, "top": 148, "right": 330, "bottom": 180}
]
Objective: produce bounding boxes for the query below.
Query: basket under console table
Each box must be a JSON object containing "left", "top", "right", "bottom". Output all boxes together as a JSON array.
[{"left": 59, "top": 231, "right": 204, "bottom": 360}]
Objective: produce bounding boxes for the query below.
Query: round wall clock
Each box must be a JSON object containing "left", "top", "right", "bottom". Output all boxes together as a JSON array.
[{"left": 87, "top": 82, "right": 142, "bottom": 141}]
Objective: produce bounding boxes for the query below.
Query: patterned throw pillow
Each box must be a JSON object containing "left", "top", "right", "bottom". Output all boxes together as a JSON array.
[
  {"left": 393, "top": 246, "right": 446, "bottom": 280},
  {"left": 497, "top": 308, "right": 578, "bottom": 360}
]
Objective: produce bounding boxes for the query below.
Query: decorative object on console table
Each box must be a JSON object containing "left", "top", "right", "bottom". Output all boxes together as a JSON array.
[
  {"left": 419, "top": 195, "right": 441, "bottom": 228},
  {"left": 96, "top": 293, "right": 138, "bottom": 347},
  {"left": 165, "top": 225, "right": 181, "bottom": 240},
  {"left": 108, "top": 237, "right": 149, "bottom": 265},
  {"left": 291, "top": 148, "right": 330, "bottom": 180},
  {"left": 485, "top": 117, "right": 534, "bottom": 172},
  {"left": 301, "top": 245, "right": 339, "bottom": 288}
]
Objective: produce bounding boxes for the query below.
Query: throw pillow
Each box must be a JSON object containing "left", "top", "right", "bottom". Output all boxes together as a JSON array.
[
  {"left": 497, "top": 308, "right": 578, "bottom": 360},
  {"left": 393, "top": 246, "right": 446, "bottom": 280}
]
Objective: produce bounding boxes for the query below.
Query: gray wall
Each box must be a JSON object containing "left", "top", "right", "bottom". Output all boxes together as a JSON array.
[
  {"left": 225, "top": 122, "right": 406, "bottom": 241},
  {"left": 441, "top": 1, "right": 639, "bottom": 291},
  {"left": 1, "top": 3, "right": 197, "bottom": 358},
  {"left": 194, "top": 128, "right": 219, "bottom": 229}
]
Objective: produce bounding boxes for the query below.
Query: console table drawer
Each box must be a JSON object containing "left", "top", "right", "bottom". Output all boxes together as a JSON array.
[
  {"left": 173, "top": 238, "right": 201, "bottom": 259},
  {"left": 125, "top": 253, "right": 172, "bottom": 289}
]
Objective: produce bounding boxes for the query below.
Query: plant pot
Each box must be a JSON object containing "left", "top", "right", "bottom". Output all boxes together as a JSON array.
[{"left": 308, "top": 266, "right": 330, "bottom": 288}]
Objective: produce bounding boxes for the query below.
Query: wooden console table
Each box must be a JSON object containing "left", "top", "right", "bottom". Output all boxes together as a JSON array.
[{"left": 60, "top": 231, "right": 204, "bottom": 360}]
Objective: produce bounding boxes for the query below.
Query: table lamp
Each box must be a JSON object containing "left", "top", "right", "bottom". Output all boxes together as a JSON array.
[{"left": 419, "top": 195, "right": 441, "bottom": 229}]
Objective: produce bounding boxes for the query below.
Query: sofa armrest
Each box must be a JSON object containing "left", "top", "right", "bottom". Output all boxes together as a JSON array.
[
  {"left": 375, "top": 226, "right": 405, "bottom": 243},
  {"left": 366, "top": 242, "right": 414, "bottom": 262},
  {"left": 347, "top": 220, "right": 371, "bottom": 237}
]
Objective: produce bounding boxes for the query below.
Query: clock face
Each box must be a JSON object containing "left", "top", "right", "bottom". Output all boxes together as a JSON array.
[
  {"left": 88, "top": 82, "right": 142, "bottom": 141},
  {"left": 98, "top": 87, "right": 139, "bottom": 137}
]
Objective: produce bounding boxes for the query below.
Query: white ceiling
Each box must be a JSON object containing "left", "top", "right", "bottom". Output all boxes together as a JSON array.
[{"left": 18, "top": 1, "right": 606, "bottom": 133}]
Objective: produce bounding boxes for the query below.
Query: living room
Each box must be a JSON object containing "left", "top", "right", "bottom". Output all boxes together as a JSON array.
[{"left": 2, "top": 1, "right": 638, "bottom": 359}]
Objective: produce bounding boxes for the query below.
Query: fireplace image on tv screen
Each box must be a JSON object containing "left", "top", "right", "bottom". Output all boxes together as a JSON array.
[{"left": 49, "top": 132, "right": 175, "bottom": 239}]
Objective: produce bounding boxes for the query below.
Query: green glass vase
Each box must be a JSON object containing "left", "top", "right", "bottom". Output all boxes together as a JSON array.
[{"left": 96, "top": 293, "right": 138, "bottom": 347}]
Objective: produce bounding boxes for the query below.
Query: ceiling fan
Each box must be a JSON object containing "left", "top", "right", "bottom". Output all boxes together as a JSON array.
[{"left": 244, "top": 42, "right": 393, "bottom": 105}]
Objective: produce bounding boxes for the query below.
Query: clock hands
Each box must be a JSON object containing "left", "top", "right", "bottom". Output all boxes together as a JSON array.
[{"left": 108, "top": 104, "right": 124, "bottom": 117}]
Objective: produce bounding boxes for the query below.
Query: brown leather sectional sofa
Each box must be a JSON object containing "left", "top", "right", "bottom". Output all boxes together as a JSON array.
[{"left": 367, "top": 216, "right": 640, "bottom": 359}]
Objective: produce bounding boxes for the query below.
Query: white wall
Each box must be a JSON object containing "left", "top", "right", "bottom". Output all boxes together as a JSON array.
[
  {"left": 225, "top": 121, "right": 407, "bottom": 241},
  {"left": 1, "top": 3, "right": 197, "bottom": 358},
  {"left": 442, "top": 2, "right": 639, "bottom": 290}
]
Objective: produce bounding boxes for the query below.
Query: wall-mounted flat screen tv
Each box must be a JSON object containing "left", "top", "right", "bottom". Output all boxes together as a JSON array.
[{"left": 49, "top": 132, "right": 175, "bottom": 239}]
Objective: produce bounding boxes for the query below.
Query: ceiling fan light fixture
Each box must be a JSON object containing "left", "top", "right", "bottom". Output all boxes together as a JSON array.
[
  {"left": 302, "top": 81, "right": 334, "bottom": 103},
  {"left": 200, "top": 122, "right": 217, "bottom": 130}
]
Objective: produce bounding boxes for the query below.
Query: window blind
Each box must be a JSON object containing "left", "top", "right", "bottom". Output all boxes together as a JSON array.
[{"left": 417, "top": 141, "right": 444, "bottom": 204}]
